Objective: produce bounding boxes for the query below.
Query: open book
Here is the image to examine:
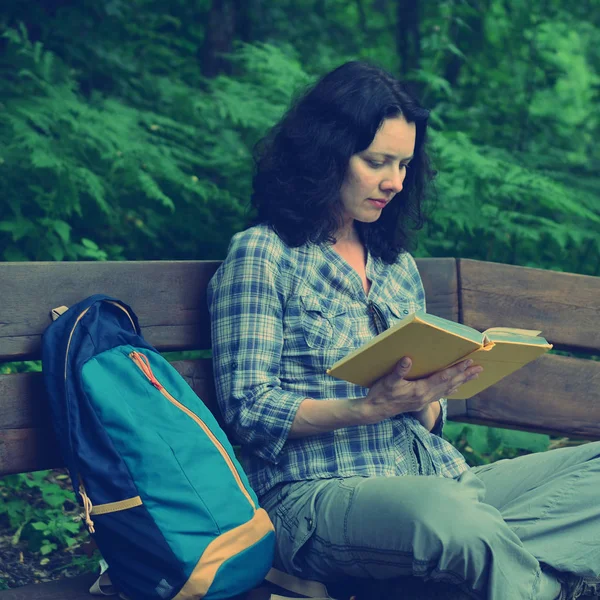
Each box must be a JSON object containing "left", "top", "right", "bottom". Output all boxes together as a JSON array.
[{"left": 326, "top": 311, "right": 552, "bottom": 400}]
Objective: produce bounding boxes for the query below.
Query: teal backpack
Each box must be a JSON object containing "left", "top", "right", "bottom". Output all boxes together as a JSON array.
[{"left": 42, "top": 295, "right": 276, "bottom": 600}]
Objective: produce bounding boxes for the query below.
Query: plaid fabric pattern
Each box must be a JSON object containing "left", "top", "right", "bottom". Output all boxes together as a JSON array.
[{"left": 208, "top": 225, "right": 469, "bottom": 498}]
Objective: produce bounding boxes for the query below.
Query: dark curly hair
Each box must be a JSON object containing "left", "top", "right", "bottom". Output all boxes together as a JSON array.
[{"left": 251, "top": 61, "right": 434, "bottom": 264}]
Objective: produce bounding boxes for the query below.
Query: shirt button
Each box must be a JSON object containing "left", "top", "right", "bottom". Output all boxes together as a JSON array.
[
  {"left": 231, "top": 361, "right": 238, "bottom": 370},
  {"left": 403, "top": 309, "right": 409, "bottom": 314}
]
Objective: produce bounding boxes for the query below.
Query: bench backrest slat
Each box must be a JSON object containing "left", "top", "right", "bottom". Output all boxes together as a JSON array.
[
  {"left": 0, "top": 259, "right": 458, "bottom": 362},
  {"left": 0, "top": 261, "right": 221, "bottom": 361},
  {"left": 2, "top": 428, "right": 60, "bottom": 476},
  {"left": 0, "top": 359, "right": 217, "bottom": 476},
  {"left": 468, "top": 354, "right": 600, "bottom": 438},
  {"left": 459, "top": 259, "right": 600, "bottom": 354},
  {"left": 458, "top": 259, "right": 600, "bottom": 437},
  {"left": 416, "top": 257, "right": 459, "bottom": 322}
]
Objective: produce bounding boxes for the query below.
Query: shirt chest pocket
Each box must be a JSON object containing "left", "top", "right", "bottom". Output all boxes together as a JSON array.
[
  {"left": 299, "top": 294, "right": 355, "bottom": 349},
  {"left": 385, "top": 297, "right": 422, "bottom": 327}
]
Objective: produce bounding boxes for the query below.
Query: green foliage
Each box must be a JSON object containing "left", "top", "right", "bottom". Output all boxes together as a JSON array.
[
  {"left": 444, "top": 422, "right": 551, "bottom": 466},
  {"left": 0, "top": 471, "right": 84, "bottom": 555},
  {"left": 161, "top": 350, "right": 211, "bottom": 362},
  {"left": 0, "top": 0, "right": 598, "bottom": 583},
  {"left": 0, "top": 361, "right": 41, "bottom": 375},
  {"left": 0, "top": 23, "right": 314, "bottom": 261},
  {"left": 2, "top": 1, "right": 597, "bottom": 269},
  {"left": 420, "top": 130, "right": 600, "bottom": 274}
]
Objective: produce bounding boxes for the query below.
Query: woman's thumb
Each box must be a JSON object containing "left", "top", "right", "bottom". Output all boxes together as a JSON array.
[{"left": 394, "top": 356, "right": 412, "bottom": 378}]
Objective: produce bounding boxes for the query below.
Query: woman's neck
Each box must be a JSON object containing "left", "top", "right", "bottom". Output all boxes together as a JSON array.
[
  {"left": 334, "top": 220, "right": 360, "bottom": 245},
  {"left": 332, "top": 224, "right": 371, "bottom": 295}
]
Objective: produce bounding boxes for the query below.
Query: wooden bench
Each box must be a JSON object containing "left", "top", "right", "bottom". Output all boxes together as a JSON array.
[{"left": 1, "top": 258, "right": 599, "bottom": 600}]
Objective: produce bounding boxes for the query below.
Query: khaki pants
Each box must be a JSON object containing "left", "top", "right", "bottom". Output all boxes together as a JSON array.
[{"left": 261, "top": 441, "right": 600, "bottom": 600}]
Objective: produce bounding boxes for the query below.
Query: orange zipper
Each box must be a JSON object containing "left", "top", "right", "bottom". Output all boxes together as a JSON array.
[
  {"left": 63, "top": 301, "right": 140, "bottom": 527},
  {"left": 129, "top": 351, "right": 256, "bottom": 510}
]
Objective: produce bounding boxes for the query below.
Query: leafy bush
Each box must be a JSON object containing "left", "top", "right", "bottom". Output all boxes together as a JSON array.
[
  {"left": 444, "top": 422, "right": 551, "bottom": 467},
  {"left": 0, "top": 0, "right": 598, "bottom": 583},
  {"left": 420, "top": 128, "right": 600, "bottom": 275},
  {"left": 0, "top": 471, "right": 85, "bottom": 558},
  {"left": 0, "top": 26, "right": 310, "bottom": 263}
]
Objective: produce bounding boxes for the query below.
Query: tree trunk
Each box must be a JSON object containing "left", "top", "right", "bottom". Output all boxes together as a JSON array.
[
  {"left": 315, "top": 0, "right": 327, "bottom": 19},
  {"left": 356, "top": 0, "right": 368, "bottom": 34},
  {"left": 443, "top": 0, "right": 487, "bottom": 88},
  {"left": 235, "top": 0, "right": 256, "bottom": 43},
  {"left": 200, "top": 0, "right": 238, "bottom": 78},
  {"left": 396, "top": 0, "right": 421, "bottom": 76}
]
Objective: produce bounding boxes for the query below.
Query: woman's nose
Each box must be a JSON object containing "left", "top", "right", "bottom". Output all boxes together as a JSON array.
[{"left": 381, "top": 170, "right": 405, "bottom": 193}]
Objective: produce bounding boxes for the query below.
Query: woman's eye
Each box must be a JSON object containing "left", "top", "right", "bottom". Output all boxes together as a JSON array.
[{"left": 366, "top": 159, "right": 411, "bottom": 170}]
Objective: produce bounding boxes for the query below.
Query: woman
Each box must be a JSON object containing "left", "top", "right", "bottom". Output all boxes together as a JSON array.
[{"left": 208, "top": 61, "right": 600, "bottom": 600}]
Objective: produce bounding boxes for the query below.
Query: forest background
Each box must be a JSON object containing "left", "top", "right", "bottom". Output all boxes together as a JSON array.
[{"left": 0, "top": 0, "right": 599, "bottom": 589}]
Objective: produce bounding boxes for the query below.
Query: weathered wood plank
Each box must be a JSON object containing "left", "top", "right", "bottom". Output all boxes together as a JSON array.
[
  {"left": 0, "top": 258, "right": 457, "bottom": 362},
  {"left": 0, "top": 428, "right": 62, "bottom": 476},
  {"left": 415, "top": 257, "right": 459, "bottom": 322},
  {"left": 0, "top": 573, "right": 97, "bottom": 600},
  {"left": 0, "top": 261, "right": 221, "bottom": 361},
  {"left": 446, "top": 399, "right": 467, "bottom": 419},
  {"left": 462, "top": 354, "right": 600, "bottom": 439},
  {"left": 0, "top": 371, "right": 47, "bottom": 429},
  {"left": 0, "top": 559, "right": 464, "bottom": 600},
  {"left": 415, "top": 258, "right": 467, "bottom": 419},
  {"left": 0, "top": 360, "right": 220, "bottom": 476},
  {"left": 0, "top": 573, "right": 258, "bottom": 600},
  {"left": 460, "top": 259, "right": 600, "bottom": 353}
]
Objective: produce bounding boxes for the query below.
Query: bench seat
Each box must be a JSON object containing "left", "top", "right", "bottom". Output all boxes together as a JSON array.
[{"left": 0, "top": 574, "right": 97, "bottom": 600}]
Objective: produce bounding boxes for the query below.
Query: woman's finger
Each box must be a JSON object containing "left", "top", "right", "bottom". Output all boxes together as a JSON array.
[
  {"left": 445, "top": 368, "right": 482, "bottom": 397},
  {"left": 428, "top": 360, "right": 471, "bottom": 387}
]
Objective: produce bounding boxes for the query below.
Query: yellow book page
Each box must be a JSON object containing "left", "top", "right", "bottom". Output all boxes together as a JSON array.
[
  {"left": 327, "top": 318, "right": 482, "bottom": 388},
  {"left": 447, "top": 339, "right": 552, "bottom": 400},
  {"left": 483, "top": 327, "right": 542, "bottom": 337}
]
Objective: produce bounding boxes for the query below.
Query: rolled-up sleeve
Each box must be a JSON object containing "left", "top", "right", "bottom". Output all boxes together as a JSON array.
[
  {"left": 208, "top": 232, "right": 306, "bottom": 464},
  {"left": 431, "top": 399, "right": 448, "bottom": 437}
]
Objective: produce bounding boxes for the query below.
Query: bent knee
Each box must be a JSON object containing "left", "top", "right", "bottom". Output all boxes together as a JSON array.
[
  {"left": 348, "top": 476, "right": 510, "bottom": 552},
  {"left": 351, "top": 475, "right": 483, "bottom": 525}
]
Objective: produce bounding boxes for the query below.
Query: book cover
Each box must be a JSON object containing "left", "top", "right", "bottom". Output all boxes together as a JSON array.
[{"left": 326, "top": 311, "right": 552, "bottom": 400}]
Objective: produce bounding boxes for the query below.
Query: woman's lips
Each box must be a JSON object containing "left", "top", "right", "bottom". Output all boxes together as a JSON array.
[{"left": 368, "top": 198, "right": 387, "bottom": 208}]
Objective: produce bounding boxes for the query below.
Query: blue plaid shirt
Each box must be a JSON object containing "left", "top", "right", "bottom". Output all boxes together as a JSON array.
[{"left": 208, "top": 225, "right": 469, "bottom": 498}]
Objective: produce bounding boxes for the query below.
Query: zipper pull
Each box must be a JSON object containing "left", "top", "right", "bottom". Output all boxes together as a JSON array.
[
  {"left": 130, "top": 351, "right": 164, "bottom": 390},
  {"left": 149, "top": 378, "right": 163, "bottom": 391}
]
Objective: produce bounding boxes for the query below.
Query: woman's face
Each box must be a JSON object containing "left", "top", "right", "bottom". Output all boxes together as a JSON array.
[{"left": 338, "top": 116, "right": 416, "bottom": 235}]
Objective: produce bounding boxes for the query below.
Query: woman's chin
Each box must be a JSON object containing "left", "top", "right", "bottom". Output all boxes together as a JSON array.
[{"left": 358, "top": 212, "right": 383, "bottom": 224}]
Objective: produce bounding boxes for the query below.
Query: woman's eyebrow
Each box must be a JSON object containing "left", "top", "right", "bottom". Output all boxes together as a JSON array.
[{"left": 368, "top": 152, "right": 414, "bottom": 161}]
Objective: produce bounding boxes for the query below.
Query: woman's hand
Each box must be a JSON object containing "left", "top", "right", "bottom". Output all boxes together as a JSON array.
[
  {"left": 359, "top": 357, "right": 483, "bottom": 425},
  {"left": 289, "top": 359, "right": 483, "bottom": 438}
]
